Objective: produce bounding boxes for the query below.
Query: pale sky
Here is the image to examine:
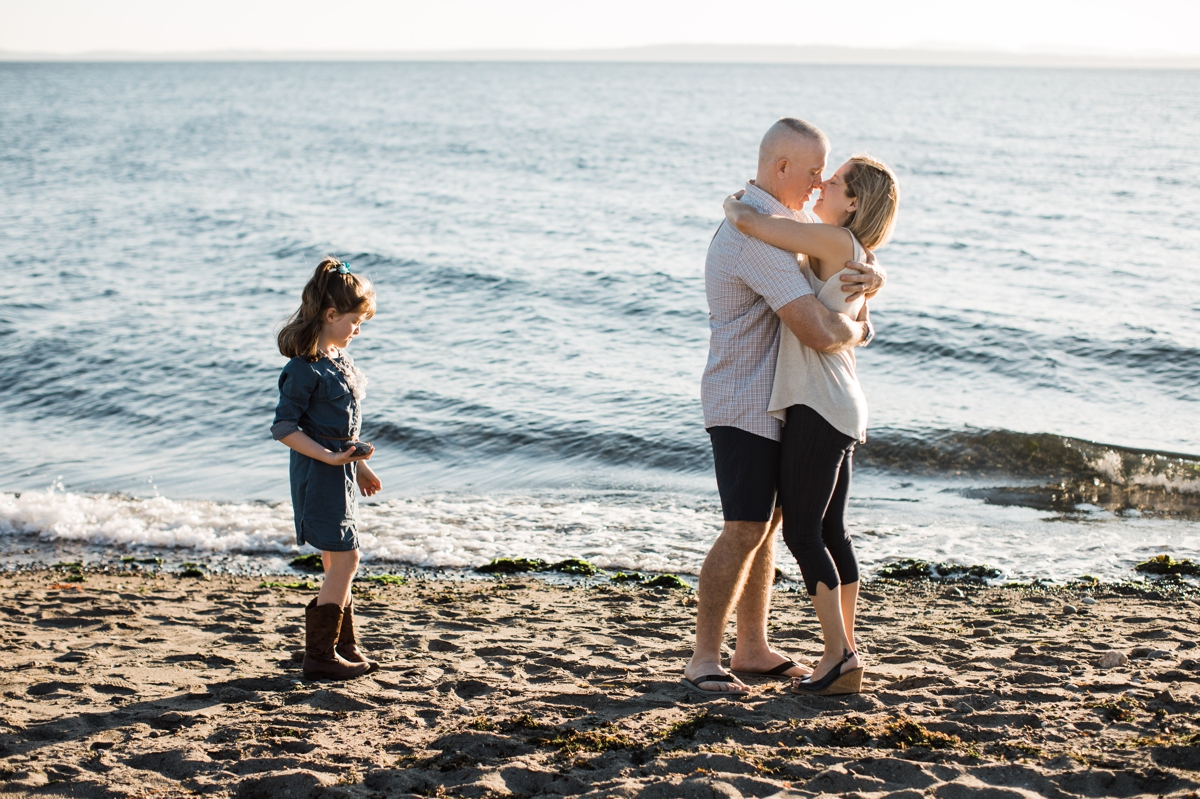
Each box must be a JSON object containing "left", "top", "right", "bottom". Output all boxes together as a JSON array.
[{"left": 2, "top": 0, "right": 1198, "bottom": 57}]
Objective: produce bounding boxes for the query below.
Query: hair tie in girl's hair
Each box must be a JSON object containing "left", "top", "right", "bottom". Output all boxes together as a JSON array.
[{"left": 337, "top": 262, "right": 351, "bottom": 275}]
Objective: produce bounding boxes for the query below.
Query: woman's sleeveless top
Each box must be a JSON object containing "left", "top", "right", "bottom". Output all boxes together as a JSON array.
[{"left": 767, "top": 231, "right": 868, "bottom": 441}]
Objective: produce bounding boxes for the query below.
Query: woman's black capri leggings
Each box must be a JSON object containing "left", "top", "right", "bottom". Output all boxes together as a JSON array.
[{"left": 778, "top": 404, "right": 860, "bottom": 596}]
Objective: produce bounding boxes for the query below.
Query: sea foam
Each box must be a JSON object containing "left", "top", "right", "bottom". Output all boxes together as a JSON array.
[
  {"left": 0, "top": 482, "right": 295, "bottom": 553},
  {"left": 3, "top": 482, "right": 1197, "bottom": 584},
  {"left": 0, "top": 484, "right": 715, "bottom": 574}
]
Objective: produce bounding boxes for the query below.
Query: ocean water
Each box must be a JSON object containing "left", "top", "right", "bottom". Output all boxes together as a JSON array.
[{"left": 1, "top": 62, "right": 1197, "bottom": 582}]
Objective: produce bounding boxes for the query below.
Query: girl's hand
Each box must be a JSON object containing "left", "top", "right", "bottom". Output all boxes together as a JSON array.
[
  {"left": 326, "top": 445, "right": 372, "bottom": 467},
  {"left": 279, "top": 431, "right": 373, "bottom": 468},
  {"left": 356, "top": 462, "right": 382, "bottom": 497},
  {"left": 723, "top": 190, "right": 759, "bottom": 232}
]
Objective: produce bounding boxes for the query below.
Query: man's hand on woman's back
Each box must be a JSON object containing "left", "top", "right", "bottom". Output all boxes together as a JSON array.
[{"left": 840, "top": 252, "right": 886, "bottom": 302}]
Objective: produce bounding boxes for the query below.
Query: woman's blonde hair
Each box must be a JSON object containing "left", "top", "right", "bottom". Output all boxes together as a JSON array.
[
  {"left": 843, "top": 155, "right": 900, "bottom": 251},
  {"left": 277, "top": 258, "right": 376, "bottom": 361}
]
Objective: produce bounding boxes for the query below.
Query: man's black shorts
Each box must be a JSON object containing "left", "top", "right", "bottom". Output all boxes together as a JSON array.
[{"left": 708, "top": 425, "right": 780, "bottom": 522}]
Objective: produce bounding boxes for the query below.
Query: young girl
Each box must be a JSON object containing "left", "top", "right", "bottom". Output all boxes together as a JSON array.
[
  {"left": 724, "top": 155, "right": 900, "bottom": 696},
  {"left": 272, "top": 258, "right": 382, "bottom": 680}
]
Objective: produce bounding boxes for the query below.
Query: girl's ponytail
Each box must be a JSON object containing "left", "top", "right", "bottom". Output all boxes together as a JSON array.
[{"left": 277, "top": 258, "right": 376, "bottom": 360}]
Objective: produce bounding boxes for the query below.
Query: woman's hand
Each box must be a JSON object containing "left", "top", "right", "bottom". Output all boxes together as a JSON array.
[
  {"left": 356, "top": 461, "right": 382, "bottom": 497},
  {"left": 723, "top": 190, "right": 760, "bottom": 232}
]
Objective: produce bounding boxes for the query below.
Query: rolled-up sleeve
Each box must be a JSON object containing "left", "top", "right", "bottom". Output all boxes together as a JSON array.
[
  {"left": 271, "top": 361, "right": 318, "bottom": 440},
  {"left": 736, "top": 238, "right": 813, "bottom": 312}
]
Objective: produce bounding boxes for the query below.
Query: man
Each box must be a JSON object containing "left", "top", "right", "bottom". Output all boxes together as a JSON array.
[{"left": 683, "top": 118, "right": 884, "bottom": 695}]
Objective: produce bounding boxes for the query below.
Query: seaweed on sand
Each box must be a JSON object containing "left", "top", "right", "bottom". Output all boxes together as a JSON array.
[
  {"left": 476, "top": 557, "right": 550, "bottom": 574},
  {"left": 261, "top": 580, "right": 319, "bottom": 590},
  {"left": 660, "top": 709, "right": 740, "bottom": 744},
  {"left": 500, "top": 713, "right": 547, "bottom": 732},
  {"left": 877, "top": 559, "right": 1000, "bottom": 582},
  {"left": 290, "top": 554, "right": 325, "bottom": 573},
  {"left": 823, "top": 714, "right": 959, "bottom": 750},
  {"left": 528, "top": 723, "right": 633, "bottom": 755},
  {"left": 52, "top": 562, "right": 86, "bottom": 582},
  {"left": 935, "top": 563, "right": 1002, "bottom": 579},
  {"left": 179, "top": 562, "right": 207, "bottom": 579},
  {"left": 877, "top": 559, "right": 933, "bottom": 579},
  {"left": 475, "top": 556, "right": 603, "bottom": 576},
  {"left": 642, "top": 574, "right": 689, "bottom": 591},
  {"left": 550, "top": 558, "right": 602, "bottom": 576},
  {"left": 880, "top": 717, "right": 960, "bottom": 750},
  {"left": 474, "top": 556, "right": 685, "bottom": 589},
  {"left": 826, "top": 715, "right": 873, "bottom": 747},
  {"left": 610, "top": 572, "right": 645, "bottom": 583},
  {"left": 1134, "top": 555, "right": 1200, "bottom": 577},
  {"left": 362, "top": 574, "right": 407, "bottom": 585},
  {"left": 609, "top": 572, "right": 688, "bottom": 590}
]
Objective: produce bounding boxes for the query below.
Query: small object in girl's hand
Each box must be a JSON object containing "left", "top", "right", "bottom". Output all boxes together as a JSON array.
[{"left": 349, "top": 442, "right": 373, "bottom": 457}]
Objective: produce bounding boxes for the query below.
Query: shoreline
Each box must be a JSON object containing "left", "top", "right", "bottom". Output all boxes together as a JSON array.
[
  {"left": 2, "top": 569, "right": 1198, "bottom": 797},
  {"left": 7, "top": 553, "right": 1199, "bottom": 596},
  {"left": 4, "top": 472, "right": 1198, "bottom": 589}
]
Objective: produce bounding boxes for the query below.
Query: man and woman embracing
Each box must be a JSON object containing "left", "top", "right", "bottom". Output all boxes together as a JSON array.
[
  {"left": 269, "top": 116, "right": 899, "bottom": 689},
  {"left": 683, "top": 118, "right": 899, "bottom": 697}
]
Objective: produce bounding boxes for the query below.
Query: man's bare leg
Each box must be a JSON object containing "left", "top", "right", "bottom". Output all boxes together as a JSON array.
[
  {"left": 684, "top": 520, "right": 772, "bottom": 692},
  {"left": 729, "top": 508, "right": 810, "bottom": 677}
]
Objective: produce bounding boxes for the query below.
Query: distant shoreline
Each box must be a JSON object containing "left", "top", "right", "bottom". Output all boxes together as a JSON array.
[{"left": 3, "top": 43, "right": 1199, "bottom": 69}]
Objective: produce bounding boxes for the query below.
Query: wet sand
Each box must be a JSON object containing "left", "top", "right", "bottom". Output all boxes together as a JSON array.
[{"left": 1, "top": 568, "right": 1199, "bottom": 798}]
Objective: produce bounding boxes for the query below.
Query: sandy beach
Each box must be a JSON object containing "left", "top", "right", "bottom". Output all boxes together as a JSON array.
[{"left": 1, "top": 567, "right": 1199, "bottom": 798}]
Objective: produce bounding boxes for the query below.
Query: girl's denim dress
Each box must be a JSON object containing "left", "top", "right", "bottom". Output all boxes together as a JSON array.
[{"left": 271, "top": 355, "right": 363, "bottom": 551}]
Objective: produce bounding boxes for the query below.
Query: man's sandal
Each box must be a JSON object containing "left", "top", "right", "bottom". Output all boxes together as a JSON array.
[
  {"left": 680, "top": 674, "right": 749, "bottom": 697},
  {"left": 732, "top": 659, "right": 809, "bottom": 680}
]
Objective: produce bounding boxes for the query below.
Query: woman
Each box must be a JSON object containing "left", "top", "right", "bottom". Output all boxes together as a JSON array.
[{"left": 723, "top": 154, "right": 900, "bottom": 696}]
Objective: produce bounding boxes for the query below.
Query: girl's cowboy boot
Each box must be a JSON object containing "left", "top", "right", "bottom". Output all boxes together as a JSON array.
[
  {"left": 303, "top": 599, "right": 370, "bottom": 680},
  {"left": 335, "top": 600, "right": 379, "bottom": 674}
]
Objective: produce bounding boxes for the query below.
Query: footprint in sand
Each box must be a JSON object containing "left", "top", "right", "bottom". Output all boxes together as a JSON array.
[
  {"left": 91, "top": 678, "right": 138, "bottom": 695},
  {"left": 27, "top": 681, "right": 82, "bottom": 696}
]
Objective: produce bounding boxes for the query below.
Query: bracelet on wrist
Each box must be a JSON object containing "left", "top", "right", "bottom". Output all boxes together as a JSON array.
[{"left": 858, "top": 318, "right": 876, "bottom": 348}]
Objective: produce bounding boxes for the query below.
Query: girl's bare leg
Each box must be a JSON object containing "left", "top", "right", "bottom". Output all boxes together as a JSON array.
[{"left": 318, "top": 550, "right": 359, "bottom": 607}]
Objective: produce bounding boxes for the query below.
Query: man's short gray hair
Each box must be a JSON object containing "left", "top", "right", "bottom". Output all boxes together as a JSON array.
[{"left": 776, "top": 117, "right": 830, "bottom": 150}]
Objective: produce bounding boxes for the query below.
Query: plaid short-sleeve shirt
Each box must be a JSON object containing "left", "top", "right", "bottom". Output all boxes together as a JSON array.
[{"left": 701, "top": 183, "right": 814, "bottom": 442}]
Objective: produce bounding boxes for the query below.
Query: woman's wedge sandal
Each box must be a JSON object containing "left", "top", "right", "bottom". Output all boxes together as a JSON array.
[
  {"left": 680, "top": 674, "right": 749, "bottom": 697},
  {"left": 790, "top": 649, "right": 863, "bottom": 696}
]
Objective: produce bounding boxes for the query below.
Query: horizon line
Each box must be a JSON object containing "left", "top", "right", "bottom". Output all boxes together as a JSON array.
[{"left": 3, "top": 42, "right": 1200, "bottom": 68}]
